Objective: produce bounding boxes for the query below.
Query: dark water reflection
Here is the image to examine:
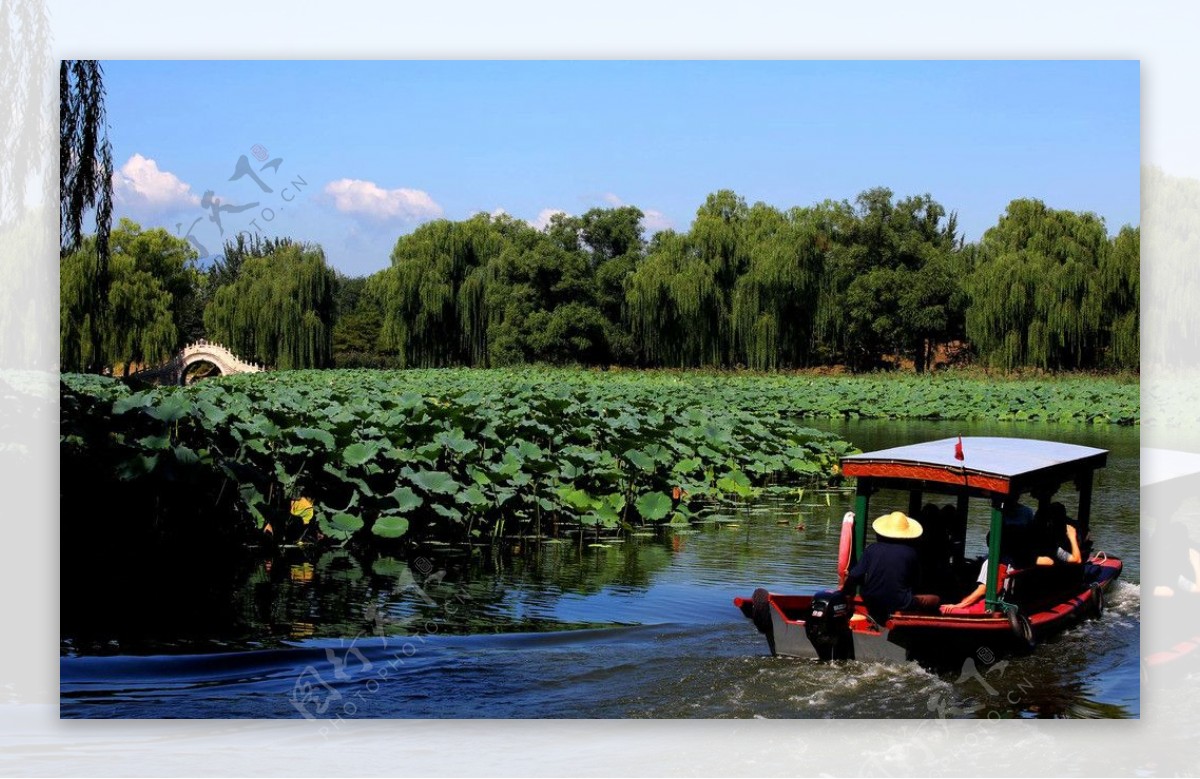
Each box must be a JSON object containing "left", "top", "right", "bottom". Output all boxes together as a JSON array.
[{"left": 61, "top": 421, "right": 1140, "bottom": 718}]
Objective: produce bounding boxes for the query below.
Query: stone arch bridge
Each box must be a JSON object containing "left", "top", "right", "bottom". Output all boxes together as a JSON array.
[{"left": 132, "top": 340, "right": 265, "bottom": 385}]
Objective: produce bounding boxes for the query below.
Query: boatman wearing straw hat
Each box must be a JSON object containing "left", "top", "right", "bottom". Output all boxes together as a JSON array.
[{"left": 839, "top": 510, "right": 941, "bottom": 624}]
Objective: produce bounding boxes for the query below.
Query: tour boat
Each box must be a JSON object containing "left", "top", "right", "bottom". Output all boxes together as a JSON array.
[{"left": 734, "top": 437, "right": 1122, "bottom": 665}]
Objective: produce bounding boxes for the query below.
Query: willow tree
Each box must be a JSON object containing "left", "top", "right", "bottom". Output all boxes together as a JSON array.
[
  {"left": 456, "top": 261, "right": 496, "bottom": 365},
  {"left": 212, "top": 234, "right": 294, "bottom": 289},
  {"left": 730, "top": 203, "right": 826, "bottom": 370},
  {"left": 104, "top": 253, "right": 177, "bottom": 376},
  {"left": 110, "top": 219, "right": 203, "bottom": 343},
  {"left": 1094, "top": 225, "right": 1139, "bottom": 369},
  {"left": 60, "top": 222, "right": 197, "bottom": 373},
  {"left": 60, "top": 241, "right": 102, "bottom": 372},
  {"left": 204, "top": 243, "right": 336, "bottom": 369},
  {"left": 692, "top": 190, "right": 749, "bottom": 291},
  {"left": 60, "top": 60, "right": 113, "bottom": 264},
  {"left": 625, "top": 192, "right": 754, "bottom": 367},
  {"left": 373, "top": 214, "right": 506, "bottom": 367},
  {"left": 966, "top": 199, "right": 1111, "bottom": 371},
  {"left": 60, "top": 60, "right": 114, "bottom": 372},
  {"left": 626, "top": 230, "right": 722, "bottom": 367},
  {"left": 795, "top": 200, "right": 857, "bottom": 365},
  {"left": 60, "top": 246, "right": 177, "bottom": 375}
]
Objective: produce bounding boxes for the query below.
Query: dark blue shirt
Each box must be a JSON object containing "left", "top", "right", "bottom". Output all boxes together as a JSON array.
[{"left": 842, "top": 539, "right": 920, "bottom": 620}]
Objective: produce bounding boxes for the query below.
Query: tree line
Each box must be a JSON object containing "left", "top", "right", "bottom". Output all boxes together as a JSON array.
[{"left": 59, "top": 188, "right": 1139, "bottom": 375}]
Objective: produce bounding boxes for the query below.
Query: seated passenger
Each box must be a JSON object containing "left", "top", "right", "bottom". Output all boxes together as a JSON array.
[
  {"left": 840, "top": 511, "right": 940, "bottom": 624},
  {"left": 1034, "top": 501, "right": 1082, "bottom": 565},
  {"left": 940, "top": 527, "right": 1022, "bottom": 614},
  {"left": 939, "top": 556, "right": 1007, "bottom": 614},
  {"left": 1000, "top": 498, "right": 1038, "bottom": 568}
]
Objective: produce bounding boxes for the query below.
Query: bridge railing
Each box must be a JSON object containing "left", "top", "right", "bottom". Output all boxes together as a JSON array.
[{"left": 180, "top": 340, "right": 265, "bottom": 372}]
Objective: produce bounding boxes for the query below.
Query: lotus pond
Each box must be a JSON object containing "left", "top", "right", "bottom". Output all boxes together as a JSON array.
[
  {"left": 60, "top": 370, "right": 1140, "bottom": 719},
  {"left": 60, "top": 368, "right": 1138, "bottom": 548}
]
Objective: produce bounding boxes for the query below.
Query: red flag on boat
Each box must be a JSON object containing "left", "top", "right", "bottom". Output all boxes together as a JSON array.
[{"left": 954, "top": 436, "right": 964, "bottom": 461}]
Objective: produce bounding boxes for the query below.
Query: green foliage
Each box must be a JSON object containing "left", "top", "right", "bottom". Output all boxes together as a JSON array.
[
  {"left": 1099, "top": 226, "right": 1139, "bottom": 369},
  {"left": 372, "top": 516, "right": 410, "bottom": 539},
  {"left": 627, "top": 229, "right": 722, "bottom": 367},
  {"left": 965, "top": 199, "right": 1129, "bottom": 371},
  {"left": 61, "top": 368, "right": 1137, "bottom": 553},
  {"left": 59, "top": 368, "right": 863, "bottom": 549},
  {"left": 830, "top": 190, "right": 965, "bottom": 371},
  {"left": 635, "top": 491, "right": 673, "bottom": 521},
  {"left": 60, "top": 60, "right": 113, "bottom": 257},
  {"left": 60, "top": 241, "right": 103, "bottom": 373},
  {"left": 60, "top": 220, "right": 200, "bottom": 373},
  {"left": 111, "top": 219, "right": 205, "bottom": 342},
  {"left": 730, "top": 203, "right": 827, "bottom": 370},
  {"left": 331, "top": 273, "right": 387, "bottom": 367},
  {"left": 60, "top": 189, "right": 1137, "bottom": 376},
  {"left": 204, "top": 242, "right": 337, "bottom": 369},
  {"left": 371, "top": 210, "right": 643, "bottom": 369},
  {"left": 106, "top": 258, "right": 176, "bottom": 374},
  {"left": 212, "top": 234, "right": 295, "bottom": 289},
  {"left": 60, "top": 61, "right": 115, "bottom": 375},
  {"left": 323, "top": 512, "right": 365, "bottom": 541},
  {"left": 373, "top": 215, "right": 507, "bottom": 367},
  {"left": 363, "top": 188, "right": 1134, "bottom": 373}
]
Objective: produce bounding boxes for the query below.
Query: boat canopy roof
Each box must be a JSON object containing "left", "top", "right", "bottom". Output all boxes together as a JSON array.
[{"left": 840, "top": 436, "right": 1108, "bottom": 497}]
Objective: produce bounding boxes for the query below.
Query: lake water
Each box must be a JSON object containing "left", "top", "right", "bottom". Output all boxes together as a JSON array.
[{"left": 60, "top": 420, "right": 1141, "bottom": 718}]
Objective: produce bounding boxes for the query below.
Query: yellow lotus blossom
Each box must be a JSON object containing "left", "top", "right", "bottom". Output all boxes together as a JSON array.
[{"left": 290, "top": 497, "right": 314, "bottom": 524}]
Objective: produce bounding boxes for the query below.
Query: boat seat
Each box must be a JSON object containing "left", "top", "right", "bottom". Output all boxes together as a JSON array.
[
  {"left": 1005, "top": 563, "right": 1085, "bottom": 604},
  {"left": 939, "top": 601, "right": 988, "bottom": 615}
]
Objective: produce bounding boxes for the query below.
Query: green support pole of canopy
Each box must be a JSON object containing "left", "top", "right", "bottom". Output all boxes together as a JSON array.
[
  {"left": 985, "top": 497, "right": 1005, "bottom": 612},
  {"left": 854, "top": 490, "right": 869, "bottom": 561}
]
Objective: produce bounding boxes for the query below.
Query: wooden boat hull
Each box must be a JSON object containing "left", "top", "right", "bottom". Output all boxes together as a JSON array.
[{"left": 735, "top": 555, "right": 1122, "bottom": 666}]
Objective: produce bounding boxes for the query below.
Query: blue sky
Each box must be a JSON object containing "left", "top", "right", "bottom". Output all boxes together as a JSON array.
[{"left": 102, "top": 60, "right": 1140, "bottom": 276}]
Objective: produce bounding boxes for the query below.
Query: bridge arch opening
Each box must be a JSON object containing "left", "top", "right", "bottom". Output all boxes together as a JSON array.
[{"left": 180, "top": 359, "right": 223, "bottom": 385}]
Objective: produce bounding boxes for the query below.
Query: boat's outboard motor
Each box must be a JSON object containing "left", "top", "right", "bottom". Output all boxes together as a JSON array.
[{"left": 805, "top": 590, "right": 852, "bottom": 661}]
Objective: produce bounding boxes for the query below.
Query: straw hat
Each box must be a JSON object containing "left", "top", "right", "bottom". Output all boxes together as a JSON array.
[{"left": 872, "top": 510, "right": 923, "bottom": 540}]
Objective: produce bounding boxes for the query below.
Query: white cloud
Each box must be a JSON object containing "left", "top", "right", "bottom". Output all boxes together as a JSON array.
[
  {"left": 601, "top": 192, "right": 624, "bottom": 207},
  {"left": 531, "top": 208, "right": 568, "bottom": 230},
  {"left": 641, "top": 209, "right": 673, "bottom": 234},
  {"left": 112, "top": 153, "right": 199, "bottom": 216},
  {"left": 323, "top": 178, "right": 443, "bottom": 222}
]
